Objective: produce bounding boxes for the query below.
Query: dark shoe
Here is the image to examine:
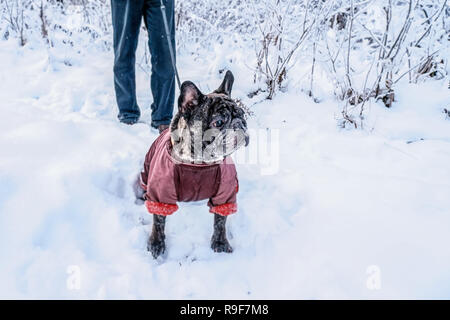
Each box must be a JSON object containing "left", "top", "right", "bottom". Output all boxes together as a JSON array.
[
  {"left": 158, "top": 124, "right": 170, "bottom": 134},
  {"left": 120, "top": 117, "right": 139, "bottom": 125}
]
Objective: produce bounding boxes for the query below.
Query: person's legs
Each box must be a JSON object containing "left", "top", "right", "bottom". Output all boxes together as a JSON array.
[
  {"left": 144, "top": 0, "right": 176, "bottom": 129},
  {"left": 111, "top": 0, "right": 145, "bottom": 123}
]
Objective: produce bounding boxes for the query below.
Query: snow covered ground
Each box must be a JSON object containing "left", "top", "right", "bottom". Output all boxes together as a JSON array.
[{"left": 0, "top": 33, "right": 449, "bottom": 299}]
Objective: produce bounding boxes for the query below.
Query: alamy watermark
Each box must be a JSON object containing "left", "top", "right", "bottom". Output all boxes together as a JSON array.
[
  {"left": 232, "top": 128, "right": 279, "bottom": 176},
  {"left": 366, "top": 265, "right": 381, "bottom": 290},
  {"left": 170, "top": 123, "right": 280, "bottom": 176},
  {"left": 66, "top": 265, "right": 81, "bottom": 291}
]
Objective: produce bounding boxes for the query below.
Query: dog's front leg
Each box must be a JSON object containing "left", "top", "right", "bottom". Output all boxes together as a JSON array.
[
  {"left": 211, "top": 214, "right": 233, "bottom": 253},
  {"left": 148, "top": 214, "right": 166, "bottom": 259}
]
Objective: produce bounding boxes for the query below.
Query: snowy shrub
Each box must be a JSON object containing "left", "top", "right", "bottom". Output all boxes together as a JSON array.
[
  {"left": 1, "top": 0, "right": 31, "bottom": 45},
  {"left": 175, "top": 0, "right": 253, "bottom": 52},
  {"left": 248, "top": 0, "right": 331, "bottom": 99},
  {"left": 321, "top": 0, "right": 449, "bottom": 128},
  {"left": 0, "top": 0, "right": 111, "bottom": 51}
]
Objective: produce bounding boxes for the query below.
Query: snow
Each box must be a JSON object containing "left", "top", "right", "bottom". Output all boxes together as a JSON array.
[{"left": 1, "top": 26, "right": 450, "bottom": 299}]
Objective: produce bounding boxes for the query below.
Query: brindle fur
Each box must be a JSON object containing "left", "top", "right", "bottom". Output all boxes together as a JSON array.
[
  {"left": 148, "top": 71, "right": 247, "bottom": 259},
  {"left": 169, "top": 72, "right": 249, "bottom": 164},
  {"left": 148, "top": 214, "right": 166, "bottom": 259}
]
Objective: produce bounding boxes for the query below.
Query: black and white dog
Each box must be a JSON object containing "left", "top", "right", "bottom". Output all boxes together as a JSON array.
[{"left": 139, "top": 71, "right": 250, "bottom": 258}]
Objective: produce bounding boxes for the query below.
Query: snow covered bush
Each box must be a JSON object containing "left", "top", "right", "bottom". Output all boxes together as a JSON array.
[
  {"left": 175, "top": 0, "right": 449, "bottom": 115},
  {"left": 175, "top": 0, "right": 252, "bottom": 53},
  {"left": 248, "top": 0, "right": 331, "bottom": 99},
  {"left": 320, "top": 0, "right": 449, "bottom": 128},
  {"left": 0, "top": 0, "right": 111, "bottom": 53},
  {"left": 1, "top": 0, "right": 30, "bottom": 45}
]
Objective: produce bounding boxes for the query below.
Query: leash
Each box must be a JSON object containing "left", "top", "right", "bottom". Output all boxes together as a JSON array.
[{"left": 160, "top": 0, "right": 181, "bottom": 89}]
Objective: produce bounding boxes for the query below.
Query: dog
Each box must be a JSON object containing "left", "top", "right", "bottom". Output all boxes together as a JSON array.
[{"left": 139, "top": 71, "right": 249, "bottom": 258}]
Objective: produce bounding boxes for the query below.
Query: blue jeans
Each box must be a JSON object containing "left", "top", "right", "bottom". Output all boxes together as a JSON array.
[{"left": 111, "top": 0, "right": 175, "bottom": 127}]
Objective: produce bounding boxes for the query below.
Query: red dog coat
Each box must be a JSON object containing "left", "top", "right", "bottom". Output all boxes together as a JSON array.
[{"left": 140, "top": 129, "right": 239, "bottom": 216}]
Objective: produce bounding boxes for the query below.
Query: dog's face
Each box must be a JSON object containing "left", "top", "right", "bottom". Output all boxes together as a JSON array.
[{"left": 170, "top": 71, "right": 249, "bottom": 163}]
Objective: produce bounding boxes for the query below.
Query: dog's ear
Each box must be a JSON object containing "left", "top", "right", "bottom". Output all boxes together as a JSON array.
[
  {"left": 178, "top": 81, "right": 203, "bottom": 111},
  {"left": 214, "top": 70, "right": 234, "bottom": 97}
]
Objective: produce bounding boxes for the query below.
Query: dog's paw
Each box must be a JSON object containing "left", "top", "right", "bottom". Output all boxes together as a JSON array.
[
  {"left": 211, "top": 239, "right": 233, "bottom": 253},
  {"left": 147, "top": 237, "right": 166, "bottom": 259}
]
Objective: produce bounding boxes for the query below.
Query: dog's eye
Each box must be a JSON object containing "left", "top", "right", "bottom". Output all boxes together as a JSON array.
[{"left": 213, "top": 120, "right": 224, "bottom": 127}]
